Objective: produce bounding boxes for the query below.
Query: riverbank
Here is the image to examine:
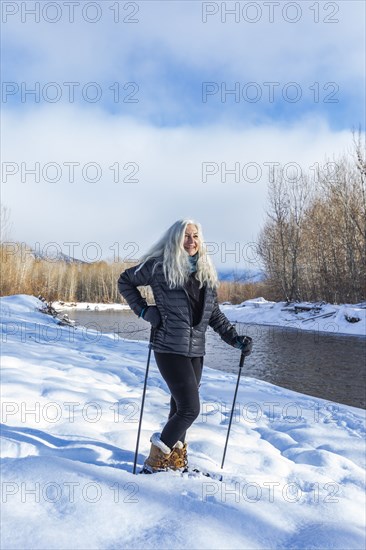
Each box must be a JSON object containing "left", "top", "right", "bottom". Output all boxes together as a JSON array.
[
  {"left": 53, "top": 301, "right": 130, "bottom": 312},
  {"left": 223, "top": 298, "right": 366, "bottom": 337},
  {"left": 53, "top": 297, "right": 366, "bottom": 337},
  {"left": 1, "top": 294, "right": 365, "bottom": 549}
]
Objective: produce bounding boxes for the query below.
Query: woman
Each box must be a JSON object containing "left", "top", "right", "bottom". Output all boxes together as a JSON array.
[{"left": 118, "top": 219, "right": 252, "bottom": 473}]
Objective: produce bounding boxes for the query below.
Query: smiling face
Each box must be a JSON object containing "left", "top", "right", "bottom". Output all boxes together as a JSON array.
[{"left": 183, "top": 223, "right": 200, "bottom": 256}]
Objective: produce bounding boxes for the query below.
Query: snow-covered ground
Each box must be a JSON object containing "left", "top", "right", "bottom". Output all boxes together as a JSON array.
[
  {"left": 222, "top": 298, "right": 366, "bottom": 338},
  {"left": 1, "top": 295, "right": 365, "bottom": 550}
]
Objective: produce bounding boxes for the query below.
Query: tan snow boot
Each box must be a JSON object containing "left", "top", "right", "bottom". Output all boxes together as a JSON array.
[
  {"left": 168, "top": 441, "right": 188, "bottom": 471},
  {"left": 142, "top": 433, "right": 172, "bottom": 473}
]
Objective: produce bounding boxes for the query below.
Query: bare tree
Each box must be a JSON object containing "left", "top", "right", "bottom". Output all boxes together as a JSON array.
[
  {"left": 258, "top": 135, "right": 365, "bottom": 303},
  {"left": 258, "top": 167, "right": 312, "bottom": 301}
]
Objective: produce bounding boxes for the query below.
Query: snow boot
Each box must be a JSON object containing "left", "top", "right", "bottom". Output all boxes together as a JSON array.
[
  {"left": 141, "top": 433, "right": 172, "bottom": 473},
  {"left": 168, "top": 440, "right": 188, "bottom": 471}
]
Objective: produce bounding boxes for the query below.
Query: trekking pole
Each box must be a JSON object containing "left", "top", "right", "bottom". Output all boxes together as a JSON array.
[
  {"left": 133, "top": 327, "right": 155, "bottom": 475},
  {"left": 221, "top": 351, "right": 246, "bottom": 470}
]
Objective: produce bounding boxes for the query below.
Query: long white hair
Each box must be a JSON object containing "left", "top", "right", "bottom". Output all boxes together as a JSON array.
[{"left": 135, "top": 219, "right": 219, "bottom": 289}]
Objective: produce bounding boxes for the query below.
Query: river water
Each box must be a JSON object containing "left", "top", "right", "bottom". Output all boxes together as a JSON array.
[{"left": 63, "top": 309, "right": 366, "bottom": 409}]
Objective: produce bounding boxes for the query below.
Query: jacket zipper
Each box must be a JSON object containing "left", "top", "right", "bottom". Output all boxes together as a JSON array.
[
  {"left": 183, "top": 288, "right": 193, "bottom": 355},
  {"left": 183, "top": 288, "right": 193, "bottom": 325}
]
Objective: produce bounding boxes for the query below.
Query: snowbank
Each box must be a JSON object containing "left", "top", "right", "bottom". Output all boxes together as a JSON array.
[
  {"left": 1, "top": 295, "right": 365, "bottom": 549},
  {"left": 222, "top": 298, "right": 366, "bottom": 337},
  {"left": 53, "top": 300, "right": 130, "bottom": 312}
]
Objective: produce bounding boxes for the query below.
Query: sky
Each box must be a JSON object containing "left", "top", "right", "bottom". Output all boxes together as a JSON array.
[{"left": 1, "top": 0, "right": 365, "bottom": 269}]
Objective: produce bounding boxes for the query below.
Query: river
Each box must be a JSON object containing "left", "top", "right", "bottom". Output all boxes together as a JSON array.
[{"left": 62, "top": 308, "right": 366, "bottom": 409}]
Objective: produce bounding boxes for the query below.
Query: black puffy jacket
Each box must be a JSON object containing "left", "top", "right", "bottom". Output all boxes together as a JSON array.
[{"left": 117, "top": 258, "right": 239, "bottom": 357}]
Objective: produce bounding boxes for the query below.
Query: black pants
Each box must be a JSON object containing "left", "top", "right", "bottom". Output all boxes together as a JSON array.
[{"left": 154, "top": 352, "right": 203, "bottom": 449}]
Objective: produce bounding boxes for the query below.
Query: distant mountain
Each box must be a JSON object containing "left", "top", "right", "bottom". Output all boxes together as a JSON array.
[
  {"left": 31, "top": 250, "right": 87, "bottom": 264},
  {"left": 217, "top": 268, "right": 265, "bottom": 283}
]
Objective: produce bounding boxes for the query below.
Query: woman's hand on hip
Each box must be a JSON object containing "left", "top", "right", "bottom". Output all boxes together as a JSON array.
[{"left": 142, "top": 306, "right": 162, "bottom": 329}]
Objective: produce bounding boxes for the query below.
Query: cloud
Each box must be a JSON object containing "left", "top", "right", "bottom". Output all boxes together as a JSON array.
[
  {"left": 2, "top": 104, "right": 356, "bottom": 267},
  {"left": 2, "top": 1, "right": 364, "bottom": 127}
]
